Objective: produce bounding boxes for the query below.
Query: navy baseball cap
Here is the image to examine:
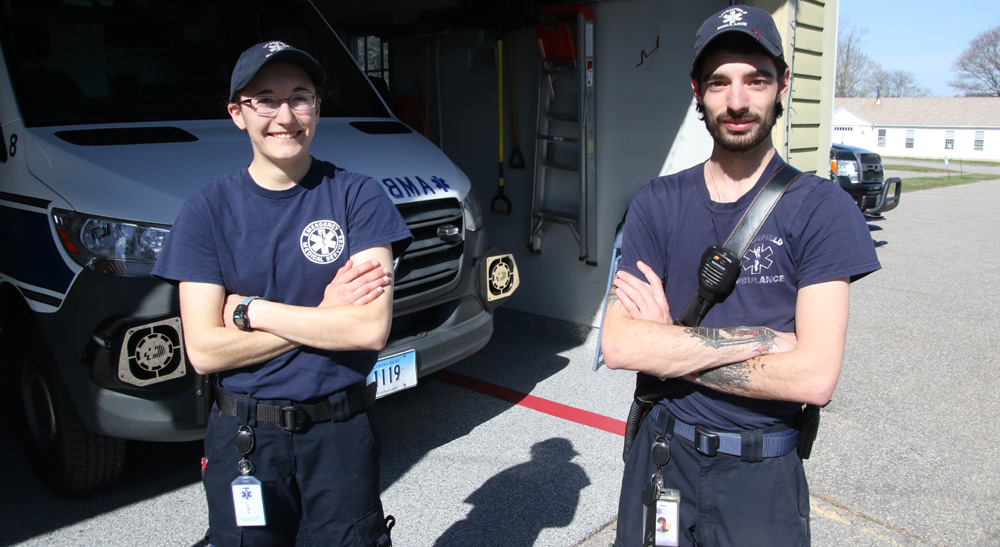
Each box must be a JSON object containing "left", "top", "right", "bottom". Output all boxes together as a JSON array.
[
  {"left": 229, "top": 41, "right": 326, "bottom": 101},
  {"left": 693, "top": 5, "right": 783, "bottom": 68}
]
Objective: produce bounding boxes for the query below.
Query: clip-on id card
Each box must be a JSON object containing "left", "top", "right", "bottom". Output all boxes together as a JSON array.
[
  {"left": 232, "top": 474, "right": 266, "bottom": 526},
  {"left": 644, "top": 488, "right": 680, "bottom": 546},
  {"left": 642, "top": 437, "right": 679, "bottom": 546},
  {"left": 231, "top": 425, "right": 266, "bottom": 526}
]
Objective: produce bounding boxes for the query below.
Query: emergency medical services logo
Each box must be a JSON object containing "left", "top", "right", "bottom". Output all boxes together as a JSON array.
[
  {"left": 718, "top": 7, "right": 748, "bottom": 29},
  {"left": 300, "top": 220, "right": 345, "bottom": 264},
  {"left": 737, "top": 235, "right": 787, "bottom": 285},
  {"left": 743, "top": 243, "right": 774, "bottom": 275}
]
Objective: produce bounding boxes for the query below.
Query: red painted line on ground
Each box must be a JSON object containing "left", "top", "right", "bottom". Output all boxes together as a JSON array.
[{"left": 437, "top": 370, "right": 626, "bottom": 436}]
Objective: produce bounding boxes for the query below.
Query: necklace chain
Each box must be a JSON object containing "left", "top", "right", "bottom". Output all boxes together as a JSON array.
[{"left": 707, "top": 161, "right": 723, "bottom": 201}]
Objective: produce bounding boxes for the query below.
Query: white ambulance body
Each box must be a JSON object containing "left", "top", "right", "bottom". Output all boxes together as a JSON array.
[{"left": 0, "top": 0, "right": 516, "bottom": 495}]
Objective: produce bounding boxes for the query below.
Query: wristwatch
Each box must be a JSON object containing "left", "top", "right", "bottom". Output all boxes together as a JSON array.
[{"left": 233, "top": 296, "right": 260, "bottom": 331}]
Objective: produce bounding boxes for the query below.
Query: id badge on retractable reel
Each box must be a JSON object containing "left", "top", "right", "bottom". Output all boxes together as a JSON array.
[
  {"left": 642, "top": 437, "right": 680, "bottom": 546},
  {"left": 643, "top": 486, "right": 680, "bottom": 547},
  {"left": 232, "top": 474, "right": 266, "bottom": 527},
  {"left": 231, "top": 425, "right": 266, "bottom": 527}
]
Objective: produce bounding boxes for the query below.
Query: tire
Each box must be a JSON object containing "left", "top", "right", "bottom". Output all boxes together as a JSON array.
[{"left": 14, "top": 333, "right": 127, "bottom": 497}]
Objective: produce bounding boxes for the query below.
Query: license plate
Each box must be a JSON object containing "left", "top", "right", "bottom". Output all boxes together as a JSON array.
[{"left": 368, "top": 350, "right": 417, "bottom": 398}]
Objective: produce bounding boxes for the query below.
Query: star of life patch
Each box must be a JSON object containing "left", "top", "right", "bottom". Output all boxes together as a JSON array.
[
  {"left": 300, "top": 219, "right": 345, "bottom": 264},
  {"left": 718, "top": 7, "right": 748, "bottom": 29}
]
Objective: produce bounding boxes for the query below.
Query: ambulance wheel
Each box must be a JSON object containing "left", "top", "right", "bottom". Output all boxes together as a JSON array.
[{"left": 14, "top": 333, "right": 126, "bottom": 497}]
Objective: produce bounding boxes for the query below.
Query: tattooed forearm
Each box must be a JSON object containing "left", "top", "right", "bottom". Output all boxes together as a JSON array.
[
  {"left": 695, "top": 357, "right": 766, "bottom": 395},
  {"left": 683, "top": 326, "right": 779, "bottom": 354},
  {"left": 607, "top": 286, "right": 621, "bottom": 308}
]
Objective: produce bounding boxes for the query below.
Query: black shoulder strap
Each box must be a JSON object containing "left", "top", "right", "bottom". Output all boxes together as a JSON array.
[
  {"left": 677, "top": 162, "right": 804, "bottom": 327},
  {"left": 722, "top": 163, "right": 803, "bottom": 260}
]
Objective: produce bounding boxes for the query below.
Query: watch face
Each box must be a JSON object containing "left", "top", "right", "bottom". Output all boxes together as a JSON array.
[{"left": 234, "top": 304, "right": 250, "bottom": 331}]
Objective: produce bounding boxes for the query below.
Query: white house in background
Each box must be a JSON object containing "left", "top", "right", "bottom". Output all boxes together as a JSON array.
[{"left": 832, "top": 97, "right": 1000, "bottom": 162}]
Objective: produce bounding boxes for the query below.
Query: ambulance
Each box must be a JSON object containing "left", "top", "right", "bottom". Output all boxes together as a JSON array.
[{"left": 0, "top": 0, "right": 517, "bottom": 495}]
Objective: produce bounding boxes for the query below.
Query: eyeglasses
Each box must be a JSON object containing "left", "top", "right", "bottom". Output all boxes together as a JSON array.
[{"left": 238, "top": 93, "right": 317, "bottom": 116}]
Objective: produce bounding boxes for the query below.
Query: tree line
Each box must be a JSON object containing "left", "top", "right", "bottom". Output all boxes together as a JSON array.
[{"left": 836, "top": 18, "right": 1000, "bottom": 98}]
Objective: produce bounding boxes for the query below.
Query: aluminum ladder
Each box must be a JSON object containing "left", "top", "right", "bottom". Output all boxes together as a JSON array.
[{"left": 527, "top": 5, "right": 596, "bottom": 265}]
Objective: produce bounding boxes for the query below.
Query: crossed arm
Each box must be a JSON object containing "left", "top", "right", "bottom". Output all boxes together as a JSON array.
[
  {"left": 600, "top": 260, "right": 849, "bottom": 406},
  {"left": 179, "top": 244, "right": 394, "bottom": 374}
]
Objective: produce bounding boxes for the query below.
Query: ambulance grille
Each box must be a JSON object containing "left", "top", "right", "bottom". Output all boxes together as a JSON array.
[{"left": 393, "top": 198, "right": 464, "bottom": 300}]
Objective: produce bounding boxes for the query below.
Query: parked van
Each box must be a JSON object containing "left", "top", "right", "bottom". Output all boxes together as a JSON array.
[{"left": 0, "top": 0, "right": 518, "bottom": 496}]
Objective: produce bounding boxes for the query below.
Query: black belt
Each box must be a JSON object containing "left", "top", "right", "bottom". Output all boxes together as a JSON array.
[{"left": 216, "top": 382, "right": 377, "bottom": 432}]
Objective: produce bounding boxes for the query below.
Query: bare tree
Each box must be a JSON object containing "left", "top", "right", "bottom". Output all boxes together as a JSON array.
[
  {"left": 836, "top": 18, "right": 883, "bottom": 97},
  {"left": 877, "top": 69, "right": 929, "bottom": 97},
  {"left": 950, "top": 25, "right": 1000, "bottom": 97}
]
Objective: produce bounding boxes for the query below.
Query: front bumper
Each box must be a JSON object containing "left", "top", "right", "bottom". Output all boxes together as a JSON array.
[
  {"left": 34, "top": 233, "right": 517, "bottom": 442},
  {"left": 840, "top": 183, "right": 884, "bottom": 210}
]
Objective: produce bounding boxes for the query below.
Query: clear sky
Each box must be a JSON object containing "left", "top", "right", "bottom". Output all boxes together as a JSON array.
[{"left": 838, "top": 0, "right": 1000, "bottom": 96}]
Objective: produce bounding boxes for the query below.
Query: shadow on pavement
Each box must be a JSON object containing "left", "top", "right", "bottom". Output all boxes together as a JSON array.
[
  {"left": 433, "top": 438, "right": 590, "bottom": 547},
  {"left": 866, "top": 218, "right": 888, "bottom": 247},
  {"left": 377, "top": 308, "right": 593, "bottom": 491}
]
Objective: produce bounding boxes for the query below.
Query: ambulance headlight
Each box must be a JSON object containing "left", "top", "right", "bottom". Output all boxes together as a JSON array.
[
  {"left": 462, "top": 190, "right": 483, "bottom": 232},
  {"left": 52, "top": 209, "right": 170, "bottom": 277}
]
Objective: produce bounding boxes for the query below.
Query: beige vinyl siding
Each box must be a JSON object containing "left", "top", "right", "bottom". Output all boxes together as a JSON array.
[{"left": 748, "top": 0, "right": 837, "bottom": 174}]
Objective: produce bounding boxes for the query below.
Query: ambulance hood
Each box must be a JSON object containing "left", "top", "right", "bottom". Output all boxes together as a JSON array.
[{"left": 24, "top": 118, "right": 471, "bottom": 225}]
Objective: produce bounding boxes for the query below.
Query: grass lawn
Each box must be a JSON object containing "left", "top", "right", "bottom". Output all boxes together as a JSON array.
[
  {"left": 883, "top": 163, "right": 949, "bottom": 173},
  {"left": 887, "top": 172, "right": 998, "bottom": 192},
  {"left": 883, "top": 156, "right": 1000, "bottom": 167}
]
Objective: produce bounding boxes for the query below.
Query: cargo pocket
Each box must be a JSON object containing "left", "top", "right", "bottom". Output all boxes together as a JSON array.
[{"left": 352, "top": 506, "right": 390, "bottom": 546}]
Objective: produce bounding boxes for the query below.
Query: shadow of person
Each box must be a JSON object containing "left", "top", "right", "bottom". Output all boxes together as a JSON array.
[
  {"left": 376, "top": 308, "right": 593, "bottom": 491},
  {"left": 432, "top": 438, "right": 591, "bottom": 547}
]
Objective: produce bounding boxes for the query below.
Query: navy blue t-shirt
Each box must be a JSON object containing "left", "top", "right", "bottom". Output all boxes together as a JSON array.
[
  {"left": 618, "top": 154, "right": 880, "bottom": 430},
  {"left": 153, "top": 158, "right": 412, "bottom": 400}
]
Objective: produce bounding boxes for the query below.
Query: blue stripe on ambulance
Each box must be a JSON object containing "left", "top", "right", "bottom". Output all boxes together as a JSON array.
[{"left": 0, "top": 204, "right": 74, "bottom": 295}]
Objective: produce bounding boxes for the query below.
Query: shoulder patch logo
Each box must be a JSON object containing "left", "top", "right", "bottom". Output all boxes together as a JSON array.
[{"left": 300, "top": 220, "right": 345, "bottom": 264}]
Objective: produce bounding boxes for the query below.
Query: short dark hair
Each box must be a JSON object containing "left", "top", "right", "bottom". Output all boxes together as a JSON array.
[{"left": 690, "top": 33, "right": 787, "bottom": 120}]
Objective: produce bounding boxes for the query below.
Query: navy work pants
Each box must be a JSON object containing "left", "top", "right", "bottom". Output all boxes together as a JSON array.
[
  {"left": 615, "top": 404, "right": 810, "bottom": 547},
  {"left": 202, "top": 396, "right": 387, "bottom": 547}
]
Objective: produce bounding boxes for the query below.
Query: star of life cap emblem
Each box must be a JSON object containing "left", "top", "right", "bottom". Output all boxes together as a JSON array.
[
  {"left": 265, "top": 41, "right": 290, "bottom": 56},
  {"left": 721, "top": 8, "right": 745, "bottom": 27}
]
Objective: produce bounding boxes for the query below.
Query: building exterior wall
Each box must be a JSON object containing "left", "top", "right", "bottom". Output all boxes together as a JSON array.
[
  {"left": 447, "top": 0, "right": 728, "bottom": 325},
  {"left": 832, "top": 110, "right": 1000, "bottom": 161},
  {"left": 782, "top": 0, "right": 837, "bottom": 175},
  {"left": 875, "top": 126, "right": 1000, "bottom": 161},
  {"left": 748, "top": 0, "right": 835, "bottom": 176},
  {"left": 414, "top": 0, "right": 841, "bottom": 326}
]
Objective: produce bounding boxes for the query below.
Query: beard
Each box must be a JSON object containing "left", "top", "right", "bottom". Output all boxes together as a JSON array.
[{"left": 704, "top": 104, "right": 778, "bottom": 153}]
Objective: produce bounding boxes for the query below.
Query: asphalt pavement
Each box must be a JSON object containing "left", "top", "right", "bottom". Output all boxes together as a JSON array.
[{"left": 1, "top": 175, "right": 999, "bottom": 546}]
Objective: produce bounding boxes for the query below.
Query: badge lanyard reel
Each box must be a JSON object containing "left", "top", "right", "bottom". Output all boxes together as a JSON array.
[
  {"left": 231, "top": 425, "right": 267, "bottom": 526},
  {"left": 642, "top": 437, "right": 680, "bottom": 546}
]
